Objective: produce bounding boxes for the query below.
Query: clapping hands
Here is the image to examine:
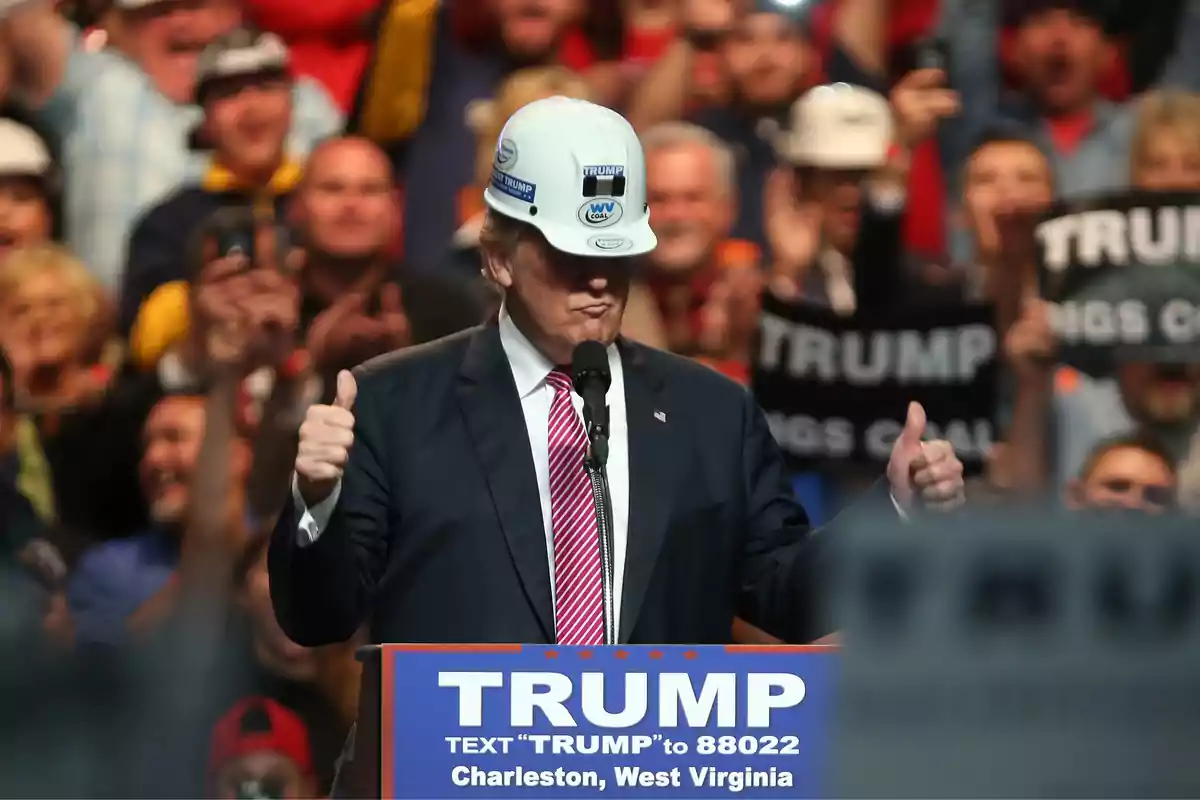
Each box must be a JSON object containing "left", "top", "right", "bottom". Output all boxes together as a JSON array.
[
  {"left": 306, "top": 282, "right": 411, "bottom": 374},
  {"left": 193, "top": 214, "right": 301, "bottom": 374}
]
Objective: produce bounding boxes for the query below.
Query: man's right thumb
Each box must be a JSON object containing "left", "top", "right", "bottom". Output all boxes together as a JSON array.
[{"left": 334, "top": 370, "right": 357, "bottom": 410}]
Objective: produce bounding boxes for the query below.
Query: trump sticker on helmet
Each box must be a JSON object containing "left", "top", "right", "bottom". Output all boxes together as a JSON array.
[
  {"left": 578, "top": 198, "right": 623, "bottom": 227},
  {"left": 495, "top": 138, "right": 518, "bottom": 172},
  {"left": 582, "top": 165, "right": 626, "bottom": 198},
  {"left": 587, "top": 234, "right": 632, "bottom": 252},
  {"left": 491, "top": 169, "right": 536, "bottom": 203}
]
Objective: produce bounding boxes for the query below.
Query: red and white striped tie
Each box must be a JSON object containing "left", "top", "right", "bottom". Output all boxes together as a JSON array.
[{"left": 545, "top": 368, "right": 605, "bottom": 645}]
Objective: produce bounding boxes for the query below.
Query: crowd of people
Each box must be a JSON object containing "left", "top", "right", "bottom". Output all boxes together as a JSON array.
[{"left": 0, "top": 0, "right": 1199, "bottom": 796}]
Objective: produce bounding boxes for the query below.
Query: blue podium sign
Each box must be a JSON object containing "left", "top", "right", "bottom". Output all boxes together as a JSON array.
[{"left": 381, "top": 644, "right": 836, "bottom": 799}]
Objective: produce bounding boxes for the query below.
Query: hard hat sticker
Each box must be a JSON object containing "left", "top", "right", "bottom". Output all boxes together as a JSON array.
[
  {"left": 490, "top": 169, "right": 536, "bottom": 203},
  {"left": 587, "top": 234, "right": 632, "bottom": 252},
  {"left": 578, "top": 198, "right": 624, "bottom": 227},
  {"left": 582, "top": 165, "right": 626, "bottom": 198},
  {"left": 495, "top": 138, "right": 518, "bottom": 172}
]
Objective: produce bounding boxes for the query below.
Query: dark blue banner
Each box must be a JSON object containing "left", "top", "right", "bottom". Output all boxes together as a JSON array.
[{"left": 382, "top": 645, "right": 836, "bottom": 799}]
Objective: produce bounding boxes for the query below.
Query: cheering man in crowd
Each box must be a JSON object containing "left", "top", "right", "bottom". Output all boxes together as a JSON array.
[
  {"left": 1064, "top": 434, "right": 1178, "bottom": 515},
  {"left": 269, "top": 97, "right": 967, "bottom": 652},
  {"left": 0, "top": 0, "right": 340, "bottom": 293},
  {"left": 122, "top": 26, "right": 301, "bottom": 334}
]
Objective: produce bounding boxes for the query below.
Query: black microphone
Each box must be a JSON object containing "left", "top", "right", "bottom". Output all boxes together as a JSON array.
[{"left": 571, "top": 341, "right": 610, "bottom": 468}]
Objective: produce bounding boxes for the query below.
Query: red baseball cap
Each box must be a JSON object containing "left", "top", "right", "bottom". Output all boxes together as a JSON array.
[{"left": 208, "top": 697, "right": 314, "bottom": 783}]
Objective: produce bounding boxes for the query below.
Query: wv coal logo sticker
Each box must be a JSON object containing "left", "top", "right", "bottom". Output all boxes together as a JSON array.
[{"left": 578, "top": 199, "right": 623, "bottom": 227}]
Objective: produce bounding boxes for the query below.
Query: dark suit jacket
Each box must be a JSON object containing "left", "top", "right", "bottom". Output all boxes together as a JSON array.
[{"left": 269, "top": 323, "right": 887, "bottom": 647}]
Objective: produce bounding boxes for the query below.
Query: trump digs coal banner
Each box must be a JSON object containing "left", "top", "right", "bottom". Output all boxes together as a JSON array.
[
  {"left": 1036, "top": 190, "right": 1200, "bottom": 375},
  {"left": 380, "top": 645, "right": 835, "bottom": 799},
  {"left": 751, "top": 294, "right": 997, "bottom": 469}
]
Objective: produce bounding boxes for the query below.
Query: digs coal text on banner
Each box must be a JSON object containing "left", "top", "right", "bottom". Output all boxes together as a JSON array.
[
  {"left": 1036, "top": 189, "right": 1200, "bottom": 375},
  {"left": 751, "top": 295, "right": 997, "bottom": 471}
]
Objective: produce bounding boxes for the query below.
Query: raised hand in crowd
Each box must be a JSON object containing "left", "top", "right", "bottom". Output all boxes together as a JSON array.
[
  {"left": 306, "top": 283, "right": 411, "bottom": 376},
  {"left": 193, "top": 218, "right": 302, "bottom": 374},
  {"left": 764, "top": 167, "right": 822, "bottom": 299},
  {"left": 971, "top": 195, "right": 1043, "bottom": 278},
  {"left": 890, "top": 68, "right": 961, "bottom": 151},
  {"left": 1004, "top": 297, "right": 1057, "bottom": 383},
  {"left": 697, "top": 261, "right": 763, "bottom": 362},
  {"left": 970, "top": 196, "right": 1044, "bottom": 335},
  {"left": 295, "top": 370, "right": 357, "bottom": 508}
]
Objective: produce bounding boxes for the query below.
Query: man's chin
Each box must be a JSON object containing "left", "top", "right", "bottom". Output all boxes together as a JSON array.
[{"left": 572, "top": 314, "right": 621, "bottom": 343}]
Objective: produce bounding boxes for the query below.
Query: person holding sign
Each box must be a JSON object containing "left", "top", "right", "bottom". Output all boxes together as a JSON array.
[
  {"left": 1001, "top": 186, "right": 1200, "bottom": 492},
  {"left": 269, "top": 97, "right": 967, "bottom": 650},
  {"left": 765, "top": 77, "right": 962, "bottom": 313}
]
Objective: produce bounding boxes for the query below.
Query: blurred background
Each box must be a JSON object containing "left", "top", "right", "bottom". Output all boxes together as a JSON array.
[{"left": 2, "top": 0, "right": 1200, "bottom": 795}]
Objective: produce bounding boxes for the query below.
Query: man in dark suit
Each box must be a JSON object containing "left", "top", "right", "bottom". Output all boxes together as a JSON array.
[{"left": 269, "top": 97, "right": 966, "bottom": 648}]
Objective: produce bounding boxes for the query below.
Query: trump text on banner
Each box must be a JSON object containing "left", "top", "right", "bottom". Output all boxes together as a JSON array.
[{"left": 381, "top": 644, "right": 836, "bottom": 799}]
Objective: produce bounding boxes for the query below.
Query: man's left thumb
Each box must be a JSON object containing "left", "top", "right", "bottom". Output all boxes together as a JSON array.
[{"left": 898, "top": 401, "right": 927, "bottom": 446}]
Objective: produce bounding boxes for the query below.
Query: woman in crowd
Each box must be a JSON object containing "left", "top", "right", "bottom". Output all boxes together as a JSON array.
[
  {"left": 0, "top": 244, "right": 158, "bottom": 552},
  {"left": 1128, "top": 89, "right": 1200, "bottom": 191}
]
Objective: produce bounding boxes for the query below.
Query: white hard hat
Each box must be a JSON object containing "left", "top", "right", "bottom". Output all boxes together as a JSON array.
[
  {"left": 775, "top": 83, "right": 893, "bottom": 169},
  {"left": 483, "top": 96, "right": 657, "bottom": 257},
  {"left": 0, "top": 119, "right": 51, "bottom": 177}
]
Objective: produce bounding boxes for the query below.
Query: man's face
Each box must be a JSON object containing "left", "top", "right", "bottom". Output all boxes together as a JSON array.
[
  {"left": 493, "top": 0, "right": 579, "bottom": 62},
  {"left": 123, "top": 0, "right": 239, "bottom": 105},
  {"left": 963, "top": 140, "right": 1053, "bottom": 244},
  {"left": 213, "top": 751, "right": 312, "bottom": 800},
  {"left": 204, "top": 74, "right": 292, "bottom": 174},
  {"left": 1069, "top": 445, "right": 1176, "bottom": 514},
  {"left": 139, "top": 396, "right": 206, "bottom": 525},
  {"left": 809, "top": 167, "right": 867, "bottom": 254},
  {"left": 722, "top": 12, "right": 811, "bottom": 108},
  {"left": 0, "top": 177, "right": 51, "bottom": 263},
  {"left": 1013, "top": 9, "right": 1106, "bottom": 115},
  {"left": 1134, "top": 130, "right": 1200, "bottom": 191},
  {"left": 240, "top": 547, "right": 317, "bottom": 681},
  {"left": 297, "top": 140, "right": 396, "bottom": 261},
  {"left": 488, "top": 230, "right": 632, "bottom": 360},
  {"left": 646, "top": 142, "right": 730, "bottom": 275},
  {"left": 1119, "top": 363, "right": 1200, "bottom": 426},
  {"left": 4, "top": 271, "right": 89, "bottom": 369}
]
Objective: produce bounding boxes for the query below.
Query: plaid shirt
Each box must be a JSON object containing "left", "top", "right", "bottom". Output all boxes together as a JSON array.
[{"left": 31, "top": 28, "right": 343, "bottom": 295}]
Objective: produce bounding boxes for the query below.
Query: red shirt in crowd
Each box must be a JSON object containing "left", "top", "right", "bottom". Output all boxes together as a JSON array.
[{"left": 245, "top": 0, "right": 378, "bottom": 112}]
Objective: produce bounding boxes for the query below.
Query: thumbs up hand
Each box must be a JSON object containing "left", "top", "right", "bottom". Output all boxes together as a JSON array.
[
  {"left": 886, "top": 402, "right": 965, "bottom": 511},
  {"left": 295, "top": 370, "right": 358, "bottom": 507}
]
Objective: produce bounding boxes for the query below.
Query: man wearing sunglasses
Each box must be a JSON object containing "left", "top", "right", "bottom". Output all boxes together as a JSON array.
[{"left": 1065, "top": 433, "right": 1178, "bottom": 514}]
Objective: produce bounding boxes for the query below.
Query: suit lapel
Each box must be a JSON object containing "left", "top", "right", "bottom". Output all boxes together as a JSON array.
[
  {"left": 618, "top": 339, "right": 675, "bottom": 643},
  {"left": 456, "top": 324, "right": 554, "bottom": 640}
]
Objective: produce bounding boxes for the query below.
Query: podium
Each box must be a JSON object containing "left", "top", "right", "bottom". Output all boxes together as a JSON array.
[
  {"left": 334, "top": 619, "right": 785, "bottom": 798},
  {"left": 330, "top": 645, "right": 385, "bottom": 799},
  {"left": 331, "top": 636, "right": 833, "bottom": 800}
]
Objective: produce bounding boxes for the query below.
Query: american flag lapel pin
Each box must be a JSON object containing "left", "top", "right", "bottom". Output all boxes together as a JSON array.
[{"left": 653, "top": 410, "right": 666, "bottom": 423}]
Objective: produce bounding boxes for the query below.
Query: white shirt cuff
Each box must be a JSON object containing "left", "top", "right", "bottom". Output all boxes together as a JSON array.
[
  {"left": 890, "top": 492, "right": 910, "bottom": 521},
  {"left": 292, "top": 473, "right": 342, "bottom": 546}
]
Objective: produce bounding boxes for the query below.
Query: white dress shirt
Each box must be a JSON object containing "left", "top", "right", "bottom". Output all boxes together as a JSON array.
[{"left": 291, "top": 308, "right": 632, "bottom": 637}]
